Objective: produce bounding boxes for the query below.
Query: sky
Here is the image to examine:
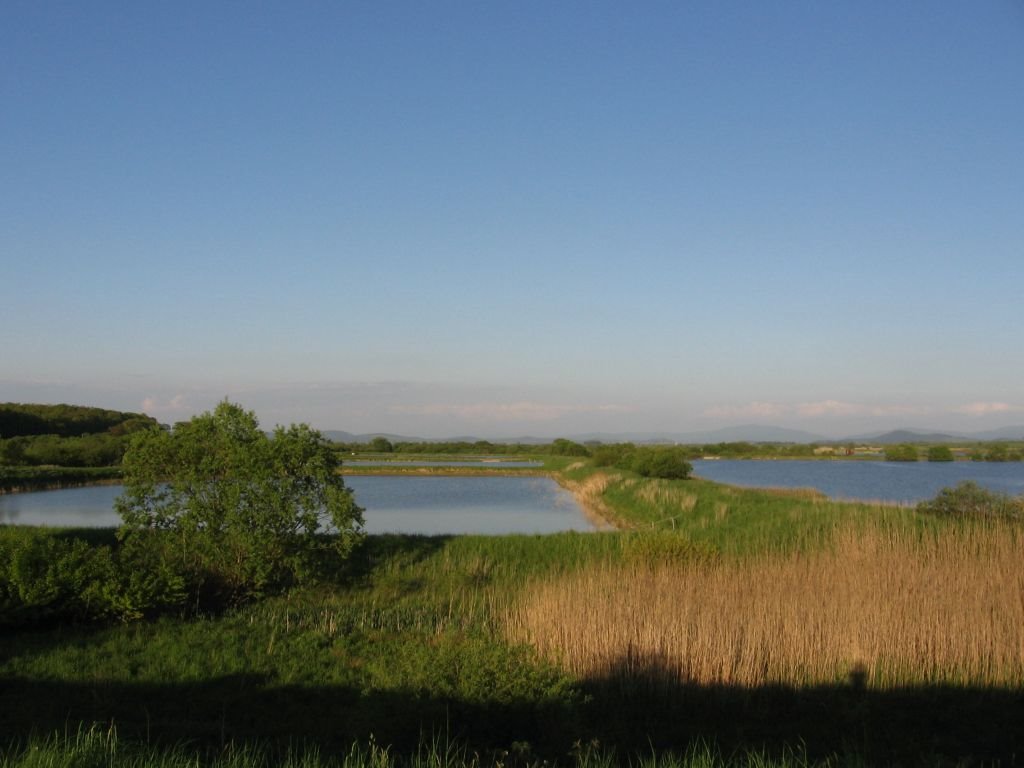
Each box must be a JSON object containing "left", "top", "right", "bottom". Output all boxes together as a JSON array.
[{"left": 2, "top": 2, "right": 1023, "bottom": 439}]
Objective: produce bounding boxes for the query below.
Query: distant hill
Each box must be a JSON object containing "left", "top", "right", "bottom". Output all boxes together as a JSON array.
[
  {"left": 841, "top": 427, "right": 1024, "bottom": 444},
  {"left": 322, "top": 430, "right": 423, "bottom": 444},
  {"left": 845, "top": 429, "right": 963, "bottom": 444},
  {"left": 321, "top": 424, "right": 1024, "bottom": 448},
  {"left": 322, "top": 425, "right": 828, "bottom": 446},
  {"left": 569, "top": 426, "right": 829, "bottom": 445},
  {"left": 970, "top": 425, "right": 1024, "bottom": 441},
  {"left": 321, "top": 430, "right": 551, "bottom": 445},
  {"left": 672, "top": 425, "right": 829, "bottom": 444}
]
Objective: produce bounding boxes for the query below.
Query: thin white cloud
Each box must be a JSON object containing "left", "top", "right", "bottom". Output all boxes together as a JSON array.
[
  {"left": 141, "top": 394, "right": 190, "bottom": 416},
  {"left": 388, "top": 401, "right": 632, "bottom": 422},
  {"left": 796, "top": 400, "right": 929, "bottom": 418},
  {"left": 703, "top": 402, "right": 790, "bottom": 419},
  {"left": 954, "top": 401, "right": 1023, "bottom": 416},
  {"left": 795, "top": 400, "right": 862, "bottom": 417},
  {"left": 705, "top": 399, "right": 931, "bottom": 420}
]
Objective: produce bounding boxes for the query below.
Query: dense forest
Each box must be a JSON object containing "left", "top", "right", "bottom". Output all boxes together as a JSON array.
[{"left": 0, "top": 403, "right": 158, "bottom": 467}]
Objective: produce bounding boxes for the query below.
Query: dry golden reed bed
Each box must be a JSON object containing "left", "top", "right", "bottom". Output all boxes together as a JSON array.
[{"left": 508, "top": 523, "right": 1024, "bottom": 690}]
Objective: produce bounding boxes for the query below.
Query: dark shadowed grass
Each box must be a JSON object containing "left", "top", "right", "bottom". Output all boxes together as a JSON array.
[{"left": 0, "top": 726, "right": 878, "bottom": 768}]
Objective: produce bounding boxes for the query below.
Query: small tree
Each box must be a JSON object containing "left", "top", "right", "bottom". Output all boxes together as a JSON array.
[
  {"left": 116, "top": 401, "right": 363, "bottom": 602},
  {"left": 368, "top": 436, "right": 394, "bottom": 453},
  {"left": 550, "top": 438, "right": 590, "bottom": 457},
  {"left": 884, "top": 444, "right": 919, "bottom": 462},
  {"left": 590, "top": 443, "right": 635, "bottom": 467},
  {"left": 917, "top": 481, "right": 1022, "bottom": 520},
  {"left": 985, "top": 444, "right": 1009, "bottom": 462},
  {"left": 623, "top": 446, "right": 693, "bottom": 479},
  {"left": 926, "top": 445, "right": 954, "bottom": 462}
]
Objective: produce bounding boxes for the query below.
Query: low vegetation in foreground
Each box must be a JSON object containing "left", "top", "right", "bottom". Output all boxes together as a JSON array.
[{"left": 2, "top": 413, "right": 1024, "bottom": 766}]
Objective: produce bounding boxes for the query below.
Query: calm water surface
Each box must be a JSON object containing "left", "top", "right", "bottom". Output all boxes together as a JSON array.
[
  {"left": 0, "top": 476, "right": 591, "bottom": 534},
  {"left": 691, "top": 459, "right": 1024, "bottom": 503}
]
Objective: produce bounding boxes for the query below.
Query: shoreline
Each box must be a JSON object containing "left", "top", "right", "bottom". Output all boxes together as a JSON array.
[
  {"left": 0, "top": 477, "right": 123, "bottom": 495},
  {"left": 550, "top": 471, "right": 619, "bottom": 531}
]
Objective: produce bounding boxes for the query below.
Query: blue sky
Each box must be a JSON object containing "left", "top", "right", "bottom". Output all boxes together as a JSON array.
[{"left": 3, "top": 2, "right": 1023, "bottom": 438}]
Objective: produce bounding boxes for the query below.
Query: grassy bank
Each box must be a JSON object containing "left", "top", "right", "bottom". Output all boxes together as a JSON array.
[{"left": 555, "top": 461, "right": 930, "bottom": 553}]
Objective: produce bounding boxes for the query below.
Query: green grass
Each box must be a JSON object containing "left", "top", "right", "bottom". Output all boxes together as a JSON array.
[
  {"left": 0, "top": 532, "right": 607, "bottom": 755},
  {"left": 557, "top": 462, "right": 934, "bottom": 554},
  {"left": 2, "top": 458, "right": 1020, "bottom": 765}
]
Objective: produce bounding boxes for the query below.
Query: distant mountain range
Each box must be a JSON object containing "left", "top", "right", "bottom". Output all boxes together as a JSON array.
[
  {"left": 840, "top": 426, "right": 1024, "bottom": 444},
  {"left": 322, "top": 424, "right": 1024, "bottom": 446}
]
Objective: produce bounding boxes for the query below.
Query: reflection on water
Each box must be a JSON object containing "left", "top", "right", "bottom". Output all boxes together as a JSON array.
[
  {"left": 0, "top": 484, "right": 129, "bottom": 528},
  {"left": 353, "top": 475, "right": 588, "bottom": 534},
  {"left": 0, "top": 476, "right": 593, "bottom": 535}
]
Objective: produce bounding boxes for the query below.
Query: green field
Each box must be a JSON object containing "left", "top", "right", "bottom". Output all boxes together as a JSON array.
[{"left": 2, "top": 456, "right": 1022, "bottom": 767}]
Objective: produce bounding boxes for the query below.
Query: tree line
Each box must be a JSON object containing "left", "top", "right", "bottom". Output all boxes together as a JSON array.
[
  {"left": 331, "top": 438, "right": 548, "bottom": 456},
  {"left": 0, "top": 403, "right": 157, "bottom": 438},
  {"left": 0, "top": 403, "right": 158, "bottom": 467}
]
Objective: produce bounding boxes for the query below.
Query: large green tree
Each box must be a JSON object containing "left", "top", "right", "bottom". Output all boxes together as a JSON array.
[{"left": 115, "top": 401, "right": 363, "bottom": 600}]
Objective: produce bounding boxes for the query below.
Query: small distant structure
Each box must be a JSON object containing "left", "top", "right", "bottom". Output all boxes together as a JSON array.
[{"left": 853, "top": 446, "right": 884, "bottom": 456}]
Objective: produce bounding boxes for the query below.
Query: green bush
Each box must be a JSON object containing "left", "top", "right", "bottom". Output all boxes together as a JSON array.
[
  {"left": 622, "top": 446, "right": 693, "bottom": 479},
  {"left": 590, "top": 443, "right": 635, "bottom": 467},
  {"left": 884, "top": 444, "right": 919, "bottom": 462},
  {"left": 916, "top": 481, "right": 1023, "bottom": 520},
  {"left": 983, "top": 444, "right": 1020, "bottom": 462},
  {"left": 549, "top": 438, "right": 590, "bottom": 457},
  {"left": 926, "top": 445, "right": 954, "bottom": 462},
  {"left": 0, "top": 528, "right": 184, "bottom": 626}
]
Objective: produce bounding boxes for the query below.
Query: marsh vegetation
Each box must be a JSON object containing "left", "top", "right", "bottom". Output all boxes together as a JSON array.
[{"left": 2, "top": 414, "right": 1023, "bottom": 766}]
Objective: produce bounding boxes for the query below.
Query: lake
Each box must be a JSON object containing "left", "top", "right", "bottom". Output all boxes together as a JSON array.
[
  {"left": 691, "top": 459, "right": 1024, "bottom": 504},
  {"left": 0, "top": 476, "right": 593, "bottom": 534}
]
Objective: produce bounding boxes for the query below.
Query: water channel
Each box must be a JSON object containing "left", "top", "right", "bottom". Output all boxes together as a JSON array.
[
  {"left": 691, "top": 459, "right": 1024, "bottom": 504},
  {"left": 0, "top": 475, "right": 592, "bottom": 534},
  {"left": 6, "top": 460, "right": 1022, "bottom": 530}
]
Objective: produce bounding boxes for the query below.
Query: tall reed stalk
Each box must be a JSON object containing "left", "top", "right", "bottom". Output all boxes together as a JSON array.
[{"left": 508, "top": 523, "right": 1024, "bottom": 689}]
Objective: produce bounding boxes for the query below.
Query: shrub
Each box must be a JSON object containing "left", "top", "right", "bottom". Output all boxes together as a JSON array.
[
  {"left": 621, "top": 446, "right": 692, "bottom": 479},
  {"left": 884, "top": 444, "right": 919, "bottom": 462},
  {"left": 0, "top": 528, "right": 184, "bottom": 625},
  {"left": 916, "top": 481, "right": 1023, "bottom": 520},
  {"left": 985, "top": 444, "right": 1010, "bottom": 462},
  {"left": 590, "top": 443, "right": 634, "bottom": 467},
  {"left": 549, "top": 438, "right": 590, "bottom": 457},
  {"left": 926, "top": 445, "right": 954, "bottom": 462}
]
